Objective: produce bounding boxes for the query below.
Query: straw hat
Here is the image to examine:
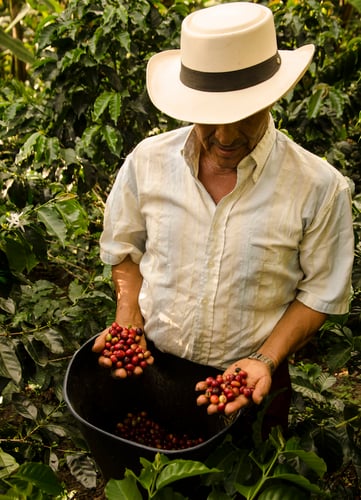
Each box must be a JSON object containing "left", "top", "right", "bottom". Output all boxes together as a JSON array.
[{"left": 146, "top": 2, "right": 315, "bottom": 124}]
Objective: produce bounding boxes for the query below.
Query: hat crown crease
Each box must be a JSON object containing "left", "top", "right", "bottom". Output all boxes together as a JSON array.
[{"left": 181, "top": 2, "right": 277, "bottom": 72}]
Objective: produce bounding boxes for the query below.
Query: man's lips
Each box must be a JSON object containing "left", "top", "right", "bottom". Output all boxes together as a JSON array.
[{"left": 213, "top": 143, "right": 246, "bottom": 156}]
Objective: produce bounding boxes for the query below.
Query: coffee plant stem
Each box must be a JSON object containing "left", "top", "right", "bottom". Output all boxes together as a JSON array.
[
  {"left": 246, "top": 452, "right": 280, "bottom": 500},
  {"left": 334, "top": 413, "right": 361, "bottom": 428}
]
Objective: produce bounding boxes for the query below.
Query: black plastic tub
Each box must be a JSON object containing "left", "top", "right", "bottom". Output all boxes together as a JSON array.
[{"left": 63, "top": 334, "right": 241, "bottom": 480}]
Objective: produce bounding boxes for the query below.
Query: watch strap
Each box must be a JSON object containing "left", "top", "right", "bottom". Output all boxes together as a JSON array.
[{"left": 247, "top": 352, "right": 275, "bottom": 374}]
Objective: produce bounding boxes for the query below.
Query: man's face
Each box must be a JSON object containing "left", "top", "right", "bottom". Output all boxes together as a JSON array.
[{"left": 194, "top": 107, "right": 271, "bottom": 170}]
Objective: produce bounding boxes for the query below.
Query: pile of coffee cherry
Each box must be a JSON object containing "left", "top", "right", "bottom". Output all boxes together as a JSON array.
[
  {"left": 115, "top": 411, "right": 204, "bottom": 450},
  {"left": 101, "top": 323, "right": 153, "bottom": 377},
  {"left": 197, "top": 367, "right": 254, "bottom": 413}
]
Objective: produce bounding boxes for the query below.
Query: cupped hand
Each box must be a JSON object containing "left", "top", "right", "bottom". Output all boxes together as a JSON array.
[
  {"left": 92, "top": 323, "right": 154, "bottom": 378},
  {"left": 195, "top": 358, "right": 272, "bottom": 416}
]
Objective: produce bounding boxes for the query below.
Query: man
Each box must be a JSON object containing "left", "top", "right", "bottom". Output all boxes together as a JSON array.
[{"left": 93, "top": 2, "right": 354, "bottom": 433}]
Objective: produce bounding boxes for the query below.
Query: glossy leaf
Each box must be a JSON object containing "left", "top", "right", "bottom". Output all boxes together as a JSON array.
[
  {"left": 268, "top": 473, "right": 321, "bottom": 493},
  {"left": 93, "top": 91, "right": 112, "bottom": 121},
  {"left": 3, "top": 235, "right": 38, "bottom": 273},
  {"left": 33, "top": 328, "right": 64, "bottom": 354},
  {"left": 258, "top": 484, "right": 310, "bottom": 500},
  {"left": 12, "top": 462, "right": 64, "bottom": 495},
  {"left": 108, "top": 92, "right": 122, "bottom": 124},
  {"left": 22, "top": 336, "right": 49, "bottom": 367},
  {"left": 15, "top": 132, "right": 43, "bottom": 164},
  {"left": 0, "top": 449, "right": 19, "bottom": 479},
  {"left": 37, "top": 206, "right": 67, "bottom": 246},
  {"left": 66, "top": 454, "right": 97, "bottom": 489},
  {"left": 105, "top": 476, "right": 143, "bottom": 500},
  {"left": 102, "top": 124, "right": 122, "bottom": 156},
  {"left": 307, "top": 87, "right": 326, "bottom": 119},
  {"left": 156, "top": 461, "right": 220, "bottom": 491},
  {"left": 0, "top": 28, "right": 35, "bottom": 64},
  {"left": 0, "top": 338, "right": 22, "bottom": 384},
  {"left": 12, "top": 395, "right": 38, "bottom": 421}
]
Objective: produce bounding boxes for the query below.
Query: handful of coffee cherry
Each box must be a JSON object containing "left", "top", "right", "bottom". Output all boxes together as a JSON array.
[
  {"left": 196, "top": 367, "right": 254, "bottom": 413},
  {"left": 100, "top": 322, "right": 153, "bottom": 377}
]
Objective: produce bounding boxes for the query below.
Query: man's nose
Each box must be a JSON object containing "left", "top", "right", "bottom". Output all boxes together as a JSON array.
[{"left": 214, "top": 124, "right": 242, "bottom": 146}]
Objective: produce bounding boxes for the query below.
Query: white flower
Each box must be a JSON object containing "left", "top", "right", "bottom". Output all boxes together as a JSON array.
[{"left": 6, "top": 211, "right": 26, "bottom": 232}]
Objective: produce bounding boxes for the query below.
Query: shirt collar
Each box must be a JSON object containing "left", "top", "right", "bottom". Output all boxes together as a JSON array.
[
  {"left": 249, "top": 116, "right": 276, "bottom": 183},
  {"left": 182, "top": 116, "right": 276, "bottom": 182}
]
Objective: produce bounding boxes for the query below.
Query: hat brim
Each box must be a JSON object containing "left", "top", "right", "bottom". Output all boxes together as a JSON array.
[{"left": 146, "top": 44, "right": 315, "bottom": 124}]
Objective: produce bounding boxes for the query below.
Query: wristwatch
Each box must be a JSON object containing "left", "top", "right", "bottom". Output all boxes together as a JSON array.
[{"left": 247, "top": 352, "right": 275, "bottom": 374}]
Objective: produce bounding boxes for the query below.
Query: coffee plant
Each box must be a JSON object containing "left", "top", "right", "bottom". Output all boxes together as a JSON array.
[
  {"left": 104, "top": 428, "right": 327, "bottom": 499},
  {"left": 0, "top": 0, "right": 361, "bottom": 498}
]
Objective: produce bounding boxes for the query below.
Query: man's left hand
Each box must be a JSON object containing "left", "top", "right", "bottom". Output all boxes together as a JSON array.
[{"left": 195, "top": 358, "right": 272, "bottom": 416}]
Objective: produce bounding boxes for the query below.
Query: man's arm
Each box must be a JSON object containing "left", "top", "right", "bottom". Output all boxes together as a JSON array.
[
  {"left": 256, "top": 299, "right": 327, "bottom": 372},
  {"left": 111, "top": 255, "right": 144, "bottom": 328},
  {"left": 92, "top": 256, "right": 145, "bottom": 367}
]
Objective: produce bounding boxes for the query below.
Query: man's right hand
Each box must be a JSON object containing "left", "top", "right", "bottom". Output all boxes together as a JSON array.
[{"left": 92, "top": 323, "right": 153, "bottom": 378}]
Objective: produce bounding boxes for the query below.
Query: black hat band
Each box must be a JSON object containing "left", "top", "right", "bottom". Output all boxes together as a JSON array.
[{"left": 180, "top": 52, "right": 281, "bottom": 92}]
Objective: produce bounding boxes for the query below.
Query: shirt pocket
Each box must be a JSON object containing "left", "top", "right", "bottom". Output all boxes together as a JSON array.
[{"left": 241, "top": 247, "right": 302, "bottom": 311}]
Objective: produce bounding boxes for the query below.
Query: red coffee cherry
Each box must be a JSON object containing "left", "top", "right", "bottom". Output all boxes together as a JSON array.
[
  {"left": 198, "top": 369, "right": 254, "bottom": 413},
  {"left": 115, "top": 411, "right": 204, "bottom": 450},
  {"left": 100, "top": 323, "right": 153, "bottom": 377}
]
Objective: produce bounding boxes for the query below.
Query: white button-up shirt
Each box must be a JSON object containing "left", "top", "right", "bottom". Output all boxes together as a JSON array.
[{"left": 100, "top": 119, "right": 354, "bottom": 370}]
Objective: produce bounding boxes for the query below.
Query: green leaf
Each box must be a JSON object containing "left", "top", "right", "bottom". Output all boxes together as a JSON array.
[
  {"left": 348, "top": 0, "right": 361, "bottom": 14},
  {"left": 93, "top": 91, "right": 112, "bottom": 121},
  {"left": 80, "top": 125, "right": 101, "bottom": 150},
  {"left": 37, "top": 205, "right": 67, "bottom": 246},
  {"left": 258, "top": 483, "right": 310, "bottom": 500},
  {"left": 102, "top": 124, "right": 122, "bottom": 156},
  {"left": 55, "top": 198, "right": 88, "bottom": 235},
  {"left": 33, "top": 328, "right": 64, "bottom": 354},
  {"left": 35, "top": 15, "right": 59, "bottom": 48},
  {"left": 0, "top": 298, "right": 15, "bottom": 315},
  {"left": 326, "top": 344, "right": 353, "bottom": 370},
  {"left": 105, "top": 476, "right": 143, "bottom": 500},
  {"left": 0, "top": 338, "right": 22, "bottom": 384},
  {"left": 0, "top": 28, "right": 35, "bottom": 64},
  {"left": 44, "top": 136, "right": 61, "bottom": 163},
  {"left": 15, "top": 132, "right": 43, "bottom": 164},
  {"left": 353, "top": 336, "right": 361, "bottom": 351},
  {"left": 68, "top": 281, "right": 84, "bottom": 303},
  {"left": 269, "top": 473, "right": 321, "bottom": 493},
  {"left": 234, "top": 481, "right": 255, "bottom": 497},
  {"left": 116, "top": 31, "right": 131, "bottom": 52},
  {"left": 13, "top": 462, "right": 64, "bottom": 495},
  {"left": 328, "top": 88, "right": 346, "bottom": 118},
  {"left": 66, "top": 454, "right": 97, "bottom": 489},
  {"left": 12, "top": 395, "right": 38, "bottom": 421},
  {"left": 317, "top": 372, "right": 337, "bottom": 392},
  {"left": 42, "top": 424, "right": 69, "bottom": 438},
  {"left": 284, "top": 449, "right": 326, "bottom": 477},
  {"left": 291, "top": 383, "right": 327, "bottom": 403},
  {"left": 0, "top": 449, "right": 19, "bottom": 480},
  {"left": 109, "top": 92, "right": 122, "bottom": 124},
  {"left": 3, "top": 236, "right": 38, "bottom": 273},
  {"left": 156, "top": 460, "right": 220, "bottom": 491},
  {"left": 60, "top": 47, "right": 86, "bottom": 71},
  {"left": 61, "top": 147, "right": 78, "bottom": 165},
  {"left": 22, "top": 336, "right": 49, "bottom": 367},
  {"left": 307, "top": 87, "right": 326, "bottom": 119}
]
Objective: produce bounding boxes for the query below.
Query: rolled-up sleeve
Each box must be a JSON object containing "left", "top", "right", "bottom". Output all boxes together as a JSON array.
[
  {"left": 100, "top": 154, "right": 146, "bottom": 266},
  {"left": 297, "top": 185, "right": 354, "bottom": 315}
]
